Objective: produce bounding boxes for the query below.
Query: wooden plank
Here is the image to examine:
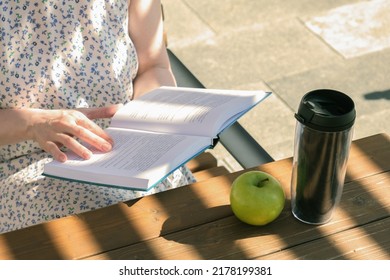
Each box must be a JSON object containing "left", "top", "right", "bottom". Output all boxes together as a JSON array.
[
  {"left": 0, "top": 170, "right": 235, "bottom": 260},
  {"left": 259, "top": 217, "right": 390, "bottom": 260},
  {"left": 0, "top": 134, "right": 388, "bottom": 260},
  {"left": 186, "top": 152, "right": 218, "bottom": 173},
  {"left": 83, "top": 132, "right": 390, "bottom": 259},
  {"left": 85, "top": 171, "right": 390, "bottom": 260},
  {"left": 346, "top": 133, "right": 390, "bottom": 182},
  {"left": 193, "top": 166, "right": 230, "bottom": 182}
]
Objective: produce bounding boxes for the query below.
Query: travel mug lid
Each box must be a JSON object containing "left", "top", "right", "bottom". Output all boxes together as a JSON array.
[{"left": 295, "top": 89, "right": 356, "bottom": 132}]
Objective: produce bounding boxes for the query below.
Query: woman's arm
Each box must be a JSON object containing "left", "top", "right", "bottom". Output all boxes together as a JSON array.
[{"left": 128, "top": 0, "right": 176, "bottom": 99}]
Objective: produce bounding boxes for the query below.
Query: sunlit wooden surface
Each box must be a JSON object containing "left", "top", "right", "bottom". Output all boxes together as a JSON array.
[{"left": 0, "top": 133, "right": 389, "bottom": 260}]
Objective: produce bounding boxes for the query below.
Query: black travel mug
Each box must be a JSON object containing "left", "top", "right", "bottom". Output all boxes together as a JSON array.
[{"left": 291, "top": 89, "right": 356, "bottom": 224}]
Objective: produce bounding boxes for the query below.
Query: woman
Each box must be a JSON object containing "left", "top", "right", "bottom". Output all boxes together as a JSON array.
[{"left": 0, "top": 0, "right": 195, "bottom": 233}]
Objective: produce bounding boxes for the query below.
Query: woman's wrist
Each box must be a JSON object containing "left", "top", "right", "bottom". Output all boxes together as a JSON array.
[{"left": 0, "top": 108, "right": 39, "bottom": 145}]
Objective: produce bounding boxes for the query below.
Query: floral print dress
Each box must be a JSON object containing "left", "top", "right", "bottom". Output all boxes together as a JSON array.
[{"left": 0, "top": 0, "right": 195, "bottom": 233}]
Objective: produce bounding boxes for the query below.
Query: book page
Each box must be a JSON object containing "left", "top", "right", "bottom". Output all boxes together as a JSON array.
[
  {"left": 43, "top": 128, "right": 211, "bottom": 190},
  {"left": 111, "top": 87, "right": 270, "bottom": 137}
]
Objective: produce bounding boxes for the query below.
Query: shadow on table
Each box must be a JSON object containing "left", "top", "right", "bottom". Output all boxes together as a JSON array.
[
  {"left": 159, "top": 134, "right": 390, "bottom": 260},
  {"left": 159, "top": 199, "right": 349, "bottom": 260}
]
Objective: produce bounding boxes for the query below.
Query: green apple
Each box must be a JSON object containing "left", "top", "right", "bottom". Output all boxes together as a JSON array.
[{"left": 230, "top": 171, "right": 285, "bottom": 226}]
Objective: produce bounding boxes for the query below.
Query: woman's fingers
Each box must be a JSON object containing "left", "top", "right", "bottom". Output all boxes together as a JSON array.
[
  {"left": 36, "top": 120, "right": 94, "bottom": 162},
  {"left": 72, "top": 111, "right": 114, "bottom": 148},
  {"left": 41, "top": 136, "right": 92, "bottom": 162},
  {"left": 41, "top": 140, "right": 68, "bottom": 162},
  {"left": 78, "top": 104, "right": 123, "bottom": 121},
  {"left": 31, "top": 107, "right": 120, "bottom": 161}
]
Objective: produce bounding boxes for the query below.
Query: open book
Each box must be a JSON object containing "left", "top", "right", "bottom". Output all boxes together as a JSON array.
[{"left": 43, "top": 86, "right": 270, "bottom": 191}]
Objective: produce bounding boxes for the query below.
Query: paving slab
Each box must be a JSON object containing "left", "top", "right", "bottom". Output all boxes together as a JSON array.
[
  {"left": 163, "top": 0, "right": 215, "bottom": 49},
  {"left": 175, "top": 0, "right": 363, "bottom": 33},
  {"left": 268, "top": 49, "right": 390, "bottom": 140},
  {"left": 169, "top": 18, "right": 342, "bottom": 89},
  {"left": 162, "top": 0, "right": 390, "bottom": 171},
  {"left": 304, "top": 0, "right": 390, "bottom": 58}
]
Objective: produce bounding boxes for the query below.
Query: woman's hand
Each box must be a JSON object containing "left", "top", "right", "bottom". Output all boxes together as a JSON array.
[{"left": 28, "top": 105, "right": 122, "bottom": 162}]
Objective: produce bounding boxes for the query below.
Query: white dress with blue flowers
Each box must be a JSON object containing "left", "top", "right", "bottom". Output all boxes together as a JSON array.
[{"left": 0, "top": 0, "right": 195, "bottom": 233}]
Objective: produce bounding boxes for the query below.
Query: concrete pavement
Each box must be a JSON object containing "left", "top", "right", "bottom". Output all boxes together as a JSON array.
[{"left": 162, "top": 0, "right": 390, "bottom": 171}]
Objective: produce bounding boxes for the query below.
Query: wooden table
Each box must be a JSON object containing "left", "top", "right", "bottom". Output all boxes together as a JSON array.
[{"left": 0, "top": 133, "right": 389, "bottom": 260}]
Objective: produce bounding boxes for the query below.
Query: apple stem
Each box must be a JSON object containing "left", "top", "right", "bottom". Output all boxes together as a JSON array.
[{"left": 257, "top": 178, "right": 269, "bottom": 188}]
